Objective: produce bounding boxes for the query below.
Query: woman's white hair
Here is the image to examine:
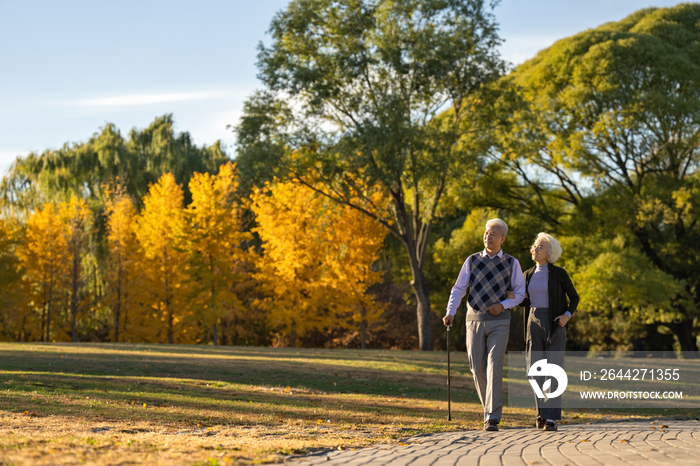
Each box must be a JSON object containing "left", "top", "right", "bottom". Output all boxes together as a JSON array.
[
  {"left": 532, "top": 232, "right": 562, "bottom": 263},
  {"left": 485, "top": 218, "right": 508, "bottom": 236}
]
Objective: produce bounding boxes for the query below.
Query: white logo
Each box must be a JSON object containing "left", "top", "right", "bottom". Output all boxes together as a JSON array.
[{"left": 528, "top": 359, "right": 568, "bottom": 400}]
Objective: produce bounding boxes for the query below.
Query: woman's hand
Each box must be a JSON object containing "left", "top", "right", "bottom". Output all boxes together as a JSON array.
[
  {"left": 554, "top": 314, "right": 570, "bottom": 327},
  {"left": 506, "top": 291, "right": 515, "bottom": 299}
]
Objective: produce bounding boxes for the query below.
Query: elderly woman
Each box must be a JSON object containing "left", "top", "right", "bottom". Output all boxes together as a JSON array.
[{"left": 521, "top": 233, "right": 579, "bottom": 432}]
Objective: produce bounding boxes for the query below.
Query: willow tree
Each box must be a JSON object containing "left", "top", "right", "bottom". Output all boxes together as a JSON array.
[
  {"left": 493, "top": 4, "right": 700, "bottom": 354},
  {"left": 237, "top": 0, "right": 504, "bottom": 349}
]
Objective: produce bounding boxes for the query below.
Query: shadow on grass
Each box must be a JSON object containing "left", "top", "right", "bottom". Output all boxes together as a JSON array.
[{"left": 0, "top": 343, "right": 484, "bottom": 427}]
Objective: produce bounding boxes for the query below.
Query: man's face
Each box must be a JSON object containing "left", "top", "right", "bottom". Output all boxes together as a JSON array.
[{"left": 483, "top": 225, "right": 506, "bottom": 252}]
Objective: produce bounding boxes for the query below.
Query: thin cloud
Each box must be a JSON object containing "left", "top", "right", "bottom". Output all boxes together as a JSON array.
[{"left": 76, "top": 91, "right": 221, "bottom": 107}]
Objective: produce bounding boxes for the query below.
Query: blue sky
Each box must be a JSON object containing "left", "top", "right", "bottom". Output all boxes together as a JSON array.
[{"left": 0, "top": 0, "right": 687, "bottom": 175}]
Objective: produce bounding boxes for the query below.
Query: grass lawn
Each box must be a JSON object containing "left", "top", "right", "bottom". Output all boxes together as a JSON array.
[{"left": 0, "top": 343, "right": 694, "bottom": 465}]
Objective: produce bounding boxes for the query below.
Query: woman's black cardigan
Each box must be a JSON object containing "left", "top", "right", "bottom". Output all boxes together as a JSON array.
[{"left": 521, "top": 262, "right": 580, "bottom": 345}]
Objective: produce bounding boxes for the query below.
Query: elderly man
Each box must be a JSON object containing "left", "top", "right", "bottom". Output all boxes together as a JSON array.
[{"left": 443, "top": 218, "right": 525, "bottom": 431}]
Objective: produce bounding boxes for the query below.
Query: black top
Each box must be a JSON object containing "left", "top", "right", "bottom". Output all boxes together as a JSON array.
[{"left": 522, "top": 262, "right": 579, "bottom": 342}]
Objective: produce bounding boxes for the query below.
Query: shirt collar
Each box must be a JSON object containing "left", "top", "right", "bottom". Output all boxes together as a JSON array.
[{"left": 481, "top": 249, "right": 504, "bottom": 259}]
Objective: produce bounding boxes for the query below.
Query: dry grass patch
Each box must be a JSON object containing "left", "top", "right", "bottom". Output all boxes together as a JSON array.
[{"left": 1, "top": 343, "right": 691, "bottom": 465}]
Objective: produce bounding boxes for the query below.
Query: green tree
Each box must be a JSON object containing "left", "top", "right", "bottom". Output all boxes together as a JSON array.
[
  {"left": 237, "top": 0, "right": 505, "bottom": 349},
  {"left": 127, "top": 114, "right": 230, "bottom": 204},
  {"left": 0, "top": 115, "right": 230, "bottom": 214},
  {"left": 492, "top": 4, "right": 700, "bottom": 353}
]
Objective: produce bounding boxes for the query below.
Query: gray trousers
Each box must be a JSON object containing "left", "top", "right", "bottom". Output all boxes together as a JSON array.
[
  {"left": 466, "top": 319, "right": 510, "bottom": 422},
  {"left": 526, "top": 307, "right": 566, "bottom": 420}
]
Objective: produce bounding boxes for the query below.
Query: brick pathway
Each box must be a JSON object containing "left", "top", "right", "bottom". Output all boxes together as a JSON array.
[{"left": 289, "top": 419, "right": 700, "bottom": 466}]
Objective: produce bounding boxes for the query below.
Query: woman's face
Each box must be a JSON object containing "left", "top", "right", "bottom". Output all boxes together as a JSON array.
[{"left": 531, "top": 239, "right": 549, "bottom": 264}]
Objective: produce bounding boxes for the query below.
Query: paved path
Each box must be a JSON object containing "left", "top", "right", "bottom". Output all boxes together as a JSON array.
[{"left": 289, "top": 419, "right": 700, "bottom": 466}]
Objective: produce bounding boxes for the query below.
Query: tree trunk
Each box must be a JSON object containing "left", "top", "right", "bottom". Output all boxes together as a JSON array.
[
  {"left": 405, "top": 245, "right": 432, "bottom": 350},
  {"left": 219, "top": 319, "right": 228, "bottom": 346},
  {"left": 164, "top": 248, "right": 173, "bottom": 344},
  {"left": 210, "top": 284, "right": 217, "bottom": 345},
  {"left": 290, "top": 320, "right": 297, "bottom": 348},
  {"left": 45, "top": 299, "right": 52, "bottom": 343},
  {"left": 122, "top": 291, "right": 129, "bottom": 340},
  {"left": 412, "top": 281, "right": 432, "bottom": 351},
  {"left": 233, "top": 317, "right": 239, "bottom": 346},
  {"left": 114, "top": 256, "right": 122, "bottom": 343},
  {"left": 667, "top": 319, "right": 699, "bottom": 358},
  {"left": 360, "top": 306, "right": 367, "bottom": 350},
  {"left": 45, "top": 275, "right": 54, "bottom": 343},
  {"left": 70, "top": 250, "right": 79, "bottom": 342},
  {"left": 41, "top": 303, "right": 46, "bottom": 342}
]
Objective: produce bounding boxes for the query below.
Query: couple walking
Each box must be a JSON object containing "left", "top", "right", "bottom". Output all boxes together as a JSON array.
[{"left": 442, "top": 218, "right": 579, "bottom": 432}]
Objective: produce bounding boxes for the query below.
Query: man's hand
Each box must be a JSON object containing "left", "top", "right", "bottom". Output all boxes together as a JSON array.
[
  {"left": 554, "top": 314, "right": 570, "bottom": 327},
  {"left": 443, "top": 315, "right": 454, "bottom": 327},
  {"left": 487, "top": 303, "right": 504, "bottom": 316}
]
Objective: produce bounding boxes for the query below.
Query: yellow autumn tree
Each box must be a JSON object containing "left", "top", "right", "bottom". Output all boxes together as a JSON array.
[
  {"left": 324, "top": 199, "right": 387, "bottom": 349},
  {"left": 104, "top": 186, "right": 141, "bottom": 342},
  {"left": 185, "top": 163, "right": 252, "bottom": 344},
  {"left": 251, "top": 181, "right": 335, "bottom": 347},
  {"left": 133, "top": 173, "right": 190, "bottom": 344},
  {"left": 59, "top": 196, "right": 93, "bottom": 342},
  {"left": 16, "top": 203, "right": 69, "bottom": 342},
  {"left": 0, "top": 217, "right": 29, "bottom": 341},
  {"left": 252, "top": 180, "right": 387, "bottom": 347}
]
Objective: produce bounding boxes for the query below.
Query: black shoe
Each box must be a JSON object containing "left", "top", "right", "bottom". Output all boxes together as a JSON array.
[
  {"left": 484, "top": 419, "right": 499, "bottom": 431},
  {"left": 544, "top": 420, "right": 557, "bottom": 431},
  {"left": 536, "top": 417, "right": 546, "bottom": 429}
]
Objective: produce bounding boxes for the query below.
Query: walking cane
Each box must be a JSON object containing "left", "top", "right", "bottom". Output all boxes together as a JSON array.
[{"left": 447, "top": 325, "right": 452, "bottom": 421}]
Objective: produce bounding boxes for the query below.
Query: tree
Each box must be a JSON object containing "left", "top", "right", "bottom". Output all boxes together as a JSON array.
[
  {"left": 0, "top": 115, "right": 230, "bottom": 215},
  {"left": 237, "top": 0, "right": 505, "bottom": 349},
  {"left": 60, "top": 196, "right": 93, "bottom": 342},
  {"left": 493, "top": 4, "right": 700, "bottom": 353},
  {"left": 0, "top": 218, "right": 29, "bottom": 341},
  {"left": 128, "top": 114, "right": 230, "bottom": 204},
  {"left": 134, "top": 173, "right": 190, "bottom": 344},
  {"left": 324, "top": 198, "right": 388, "bottom": 349},
  {"left": 104, "top": 186, "right": 141, "bottom": 342},
  {"left": 564, "top": 236, "right": 685, "bottom": 351},
  {"left": 185, "top": 163, "right": 252, "bottom": 345},
  {"left": 16, "top": 203, "right": 69, "bottom": 341},
  {"left": 251, "top": 181, "right": 336, "bottom": 347},
  {"left": 252, "top": 180, "right": 387, "bottom": 347}
]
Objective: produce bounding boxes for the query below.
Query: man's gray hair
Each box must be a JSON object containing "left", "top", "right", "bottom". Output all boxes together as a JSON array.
[
  {"left": 532, "top": 232, "right": 563, "bottom": 263},
  {"left": 485, "top": 218, "right": 508, "bottom": 236}
]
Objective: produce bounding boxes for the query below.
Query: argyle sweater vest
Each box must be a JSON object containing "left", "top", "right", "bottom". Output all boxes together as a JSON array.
[{"left": 466, "top": 252, "right": 514, "bottom": 321}]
